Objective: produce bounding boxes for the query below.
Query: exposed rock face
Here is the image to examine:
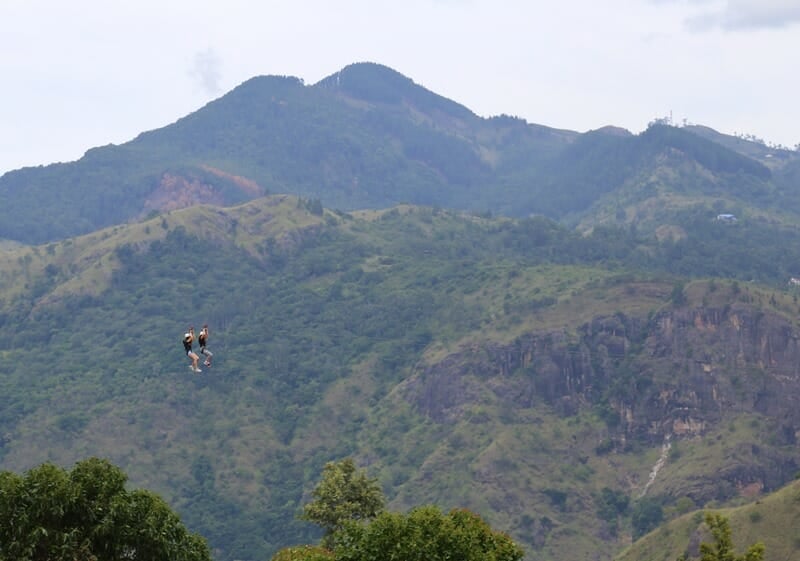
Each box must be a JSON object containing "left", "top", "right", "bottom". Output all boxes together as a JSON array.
[
  {"left": 142, "top": 167, "right": 265, "bottom": 215},
  {"left": 199, "top": 165, "right": 263, "bottom": 196},
  {"left": 403, "top": 302, "right": 800, "bottom": 501},
  {"left": 143, "top": 172, "right": 224, "bottom": 213}
]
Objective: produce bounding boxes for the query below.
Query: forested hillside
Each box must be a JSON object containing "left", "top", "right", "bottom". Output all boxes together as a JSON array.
[{"left": 2, "top": 195, "right": 800, "bottom": 560}]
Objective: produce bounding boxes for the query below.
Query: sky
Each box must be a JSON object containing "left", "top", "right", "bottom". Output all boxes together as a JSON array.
[{"left": 1, "top": 0, "right": 799, "bottom": 176}]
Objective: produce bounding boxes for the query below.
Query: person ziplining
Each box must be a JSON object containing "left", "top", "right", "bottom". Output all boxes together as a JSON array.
[
  {"left": 183, "top": 326, "right": 202, "bottom": 373},
  {"left": 198, "top": 324, "right": 213, "bottom": 368}
]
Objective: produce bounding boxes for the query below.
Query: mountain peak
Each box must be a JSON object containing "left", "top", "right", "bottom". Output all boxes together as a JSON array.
[
  {"left": 315, "top": 61, "right": 417, "bottom": 100},
  {"left": 315, "top": 61, "right": 475, "bottom": 120}
]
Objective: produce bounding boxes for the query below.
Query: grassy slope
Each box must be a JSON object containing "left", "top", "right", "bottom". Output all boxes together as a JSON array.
[{"left": 616, "top": 478, "right": 800, "bottom": 561}]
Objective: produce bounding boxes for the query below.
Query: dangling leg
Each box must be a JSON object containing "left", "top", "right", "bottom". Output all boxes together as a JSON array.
[{"left": 190, "top": 351, "right": 201, "bottom": 373}]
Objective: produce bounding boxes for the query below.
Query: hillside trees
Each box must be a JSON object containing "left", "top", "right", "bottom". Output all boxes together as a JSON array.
[
  {"left": 697, "top": 513, "right": 764, "bottom": 561},
  {"left": 595, "top": 487, "right": 630, "bottom": 536},
  {"left": 631, "top": 497, "right": 664, "bottom": 539},
  {"left": 0, "top": 457, "right": 210, "bottom": 561}
]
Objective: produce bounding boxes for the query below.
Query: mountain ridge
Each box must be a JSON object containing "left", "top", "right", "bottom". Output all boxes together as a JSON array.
[{"left": 1, "top": 62, "right": 795, "bottom": 245}]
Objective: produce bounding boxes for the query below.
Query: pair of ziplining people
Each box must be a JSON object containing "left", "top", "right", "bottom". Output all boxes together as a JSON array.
[{"left": 182, "top": 324, "right": 213, "bottom": 373}]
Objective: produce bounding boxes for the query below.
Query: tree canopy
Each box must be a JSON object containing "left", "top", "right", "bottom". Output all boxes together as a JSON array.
[
  {"left": 699, "top": 513, "right": 764, "bottom": 561},
  {"left": 332, "top": 506, "right": 524, "bottom": 561},
  {"left": 299, "top": 458, "right": 385, "bottom": 546},
  {"left": 0, "top": 457, "right": 210, "bottom": 561},
  {"left": 281, "top": 458, "right": 523, "bottom": 561}
]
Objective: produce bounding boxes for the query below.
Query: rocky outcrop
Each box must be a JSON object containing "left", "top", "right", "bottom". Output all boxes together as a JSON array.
[
  {"left": 142, "top": 167, "right": 265, "bottom": 215},
  {"left": 401, "top": 302, "right": 800, "bottom": 500},
  {"left": 143, "top": 172, "right": 224, "bottom": 213}
]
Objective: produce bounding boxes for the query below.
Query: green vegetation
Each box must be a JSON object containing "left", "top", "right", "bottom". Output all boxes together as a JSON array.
[
  {"left": 332, "top": 506, "right": 523, "bottom": 561},
  {"left": 0, "top": 458, "right": 210, "bottom": 561},
  {"left": 285, "top": 458, "right": 523, "bottom": 561},
  {"left": 1, "top": 197, "right": 800, "bottom": 560},
  {"left": 632, "top": 497, "right": 665, "bottom": 539},
  {"left": 300, "top": 458, "right": 385, "bottom": 547},
  {"left": 617, "top": 480, "right": 800, "bottom": 561},
  {"left": 699, "top": 513, "right": 764, "bottom": 561},
  {"left": 2, "top": 61, "right": 800, "bottom": 561},
  {"left": 2, "top": 61, "right": 797, "bottom": 245}
]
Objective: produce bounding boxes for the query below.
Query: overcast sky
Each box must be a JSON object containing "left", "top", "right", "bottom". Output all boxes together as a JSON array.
[{"left": 1, "top": 0, "right": 799, "bottom": 175}]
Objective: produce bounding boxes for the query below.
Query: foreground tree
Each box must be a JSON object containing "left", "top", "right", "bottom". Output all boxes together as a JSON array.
[
  {"left": 276, "top": 460, "right": 523, "bottom": 561},
  {"left": 299, "top": 458, "right": 385, "bottom": 546},
  {"left": 333, "top": 505, "right": 524, "bottom": 561},
  {"left": 270, "top": 545, "right": 333, "bottom": 561},
  {"left": 0, "top": 457, "right": 211, "bottom": 561},
  {"left": 698, "top": 513, "right": 764, "bottom": 561}
]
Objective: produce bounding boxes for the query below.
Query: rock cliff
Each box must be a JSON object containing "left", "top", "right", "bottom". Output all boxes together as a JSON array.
[{"left": 402, "top": 300, "right": 800, "bottom": 503}]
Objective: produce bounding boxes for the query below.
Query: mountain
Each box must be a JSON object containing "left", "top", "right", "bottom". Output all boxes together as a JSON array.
[
  {"left": 1, "top": 62, "right": 797, "bottom": 245},
  {"left": 3, "top": 194, "right": 800, "bottom": 560},
  {"left": 3, "top": 61, "right": 800, "bottom": 561}
]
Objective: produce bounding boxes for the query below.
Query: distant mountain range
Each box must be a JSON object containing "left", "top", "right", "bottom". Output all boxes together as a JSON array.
[{"left": 1, "top": 62, "right": 798, "bottom": 245}]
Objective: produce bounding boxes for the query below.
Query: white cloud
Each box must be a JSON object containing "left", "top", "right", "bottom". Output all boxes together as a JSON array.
[
  {"left": 721, "top": 0, "right": 800, "bottom": 30},
  {"left": 657, "top": 0, "right": 800, "bottom": 31},
  {"left": 191, "top": 48, "right": 223, "bottom": 95}
]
